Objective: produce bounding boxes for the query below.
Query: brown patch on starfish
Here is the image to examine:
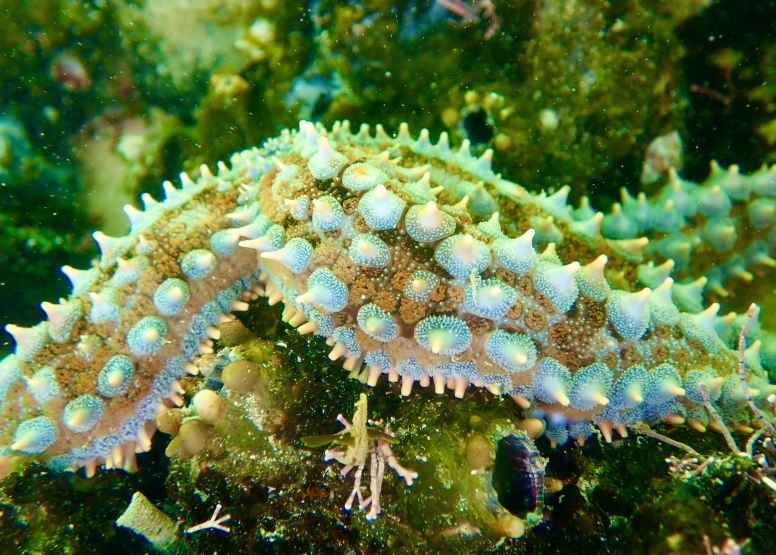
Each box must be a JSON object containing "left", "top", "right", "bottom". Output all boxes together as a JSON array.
[
  {"left": 600, "top": 351, "right": 618, "bottom": 370},
  {"left": 673, "top": 350, "right": 689, "bottom": 366},
  {"left": 534, "top": 291, "right": 555, "bottom": 314},
  {"left": 463, "top": 314, "right": 491, "bottom": 336},
  {"left": 331, "top": 256, "right": 360, "bottom": 284},
  {"left": 686, "top": 337, "right": 706, "bottom": 354},
  {"left": 361, "top": 266, "right": 384, "bottom": 279},
  {"left": 524, "top": 309, "right": 546, "bottom": 331},
  {"left": 430, "top": 284, "right": 447, "bottom": 302},
  {"left": 342, "top": 197, "right": 359, "bottom": 215},
  {"left": 654, "top": 324, "right": 670, "bottom": 340},
  {"left": 501, "top": 323, "right": 527, "bottom": 335},
  {"left": 391, "top": 270, "right": 412, "bottom": 291},
  {"left": 153, "top": 253, "right": 181, "bottom": 279},
  {"left": 517, "top": 276, "right": 534, "bottom": 297},
  {"left": 373, "top": 291, "right": 398, "bottom": 313},
  {"left": 93, "top": 322, "right": 117, "bottom": 339},
  {"left": 620, "top": 345, "right": 642, "bottom": 368},
  {"left": 115, "top": 283, "right": 137, "bottom": 307},
  {"left": 312, "top": 242, "right": 341, "bottom": 266},
  {"left": 672, "top": 326, "right": 685, "bottom": 341},
  {"left": 494, "top": 268, "right": 517, "bottom": 286},
  {"left": 285, "top": 222, "right": 315, "bottom": 241},
  {"left": 66, "top": 363, "right": 102, "bottom": 396},
  {"left": 547, "top": 322, "right": 568, "bottom": 346},
  {"left": 399, "top": 297, "right": 427, "bottom": 324},
  {"left": 352, "top": 214, "right": 371, "bottom": 233},
  {"left": 447, "top": 286, "right": 464, "bottom": 303},
  {"left": 651, "top": 344, "right": 668, "bottom": 365},
  {"left": 580, "top": 297, "right": 606, "bottom": 329},
  {"left": 505, "top": 301, "right": 523, "bottom": 320},
  {"left": 348, "top": 276, "right": 376, "bottom": 307},
  {"left": 542, "top": 346, "right": 582, "bottom": 371}
]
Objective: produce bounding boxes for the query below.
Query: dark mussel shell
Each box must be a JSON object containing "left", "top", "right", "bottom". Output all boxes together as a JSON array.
[{"left": 492, "top": 434, "right": 545, "bottom": 516}]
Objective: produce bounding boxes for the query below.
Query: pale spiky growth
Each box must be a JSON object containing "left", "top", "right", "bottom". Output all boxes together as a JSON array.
[{"left": 303, "top": 394, "right": 417, "bottom": 521}]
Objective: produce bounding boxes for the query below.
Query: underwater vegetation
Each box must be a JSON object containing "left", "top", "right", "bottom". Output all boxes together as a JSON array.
[
  {"left": 0, "top": 114, "right": 93, "bottom": 330},
  {"left": 1, "top": 0, "right": 776, "bottom": 554}
]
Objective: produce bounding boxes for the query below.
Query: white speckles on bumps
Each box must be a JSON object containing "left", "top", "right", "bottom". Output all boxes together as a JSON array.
[{"left": 2, "top": 119, "right": 773, "bottom": 476}]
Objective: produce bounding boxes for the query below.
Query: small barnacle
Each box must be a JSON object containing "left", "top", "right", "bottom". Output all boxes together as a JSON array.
[
  {"left": 126, "top": 316, "right": 167, "bottom": 356},
  {"left": 358, "top": 185, "right": 405, "bottom": 230},
  {"left": 11, "top": 416, "right": 58, "bottom": 455},
  {"left": 404, "top": 201, "right": 456, "bottom": 242},
  {"left": 63, "top": 395, "right": 105, "bottom": 433},
  {"left": 181, "top": 249, "right": 217, "bottom": 279},
  {"left": 261, "top": 237, "right": 314, "bottom": 274},
  {"left": 342, "top": 163, "right": 388, "bottom": 190},
  {"left": 312, "top": 195, "right": 346, "bottom": 232},
  {"left": 97, "top": 355, "right": 135, "bottom": 397},
  {"left": 153, "top": 278, "right": 190, "bottom": 316},
  {"left": 348, "top": 233, "right": 390, "bottom": 267},
  {"left": 435, "top": 234, "right": 490, "bottom": 278}
]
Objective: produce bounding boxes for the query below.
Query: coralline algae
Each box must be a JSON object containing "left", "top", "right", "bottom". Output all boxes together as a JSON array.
[{"left": 1, "top": 120, "right": 776, "bottom": 477}]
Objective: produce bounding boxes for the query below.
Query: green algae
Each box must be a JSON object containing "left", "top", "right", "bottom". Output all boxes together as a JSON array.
[
  {"left": 0, "top": 116, "right": 94, "bottom": 335},
  {"left": 293, "top": 0, "right": 696, "bottom": 199}
]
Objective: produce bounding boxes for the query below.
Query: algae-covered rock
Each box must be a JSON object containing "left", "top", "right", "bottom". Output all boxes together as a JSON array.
[{"left": 115, "top": 491, "right": 179, "bottom": 548}]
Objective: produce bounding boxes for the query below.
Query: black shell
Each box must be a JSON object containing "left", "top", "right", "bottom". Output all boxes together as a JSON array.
[{"left": 492, "top": 434, "right": 545, "bottom": 516}]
